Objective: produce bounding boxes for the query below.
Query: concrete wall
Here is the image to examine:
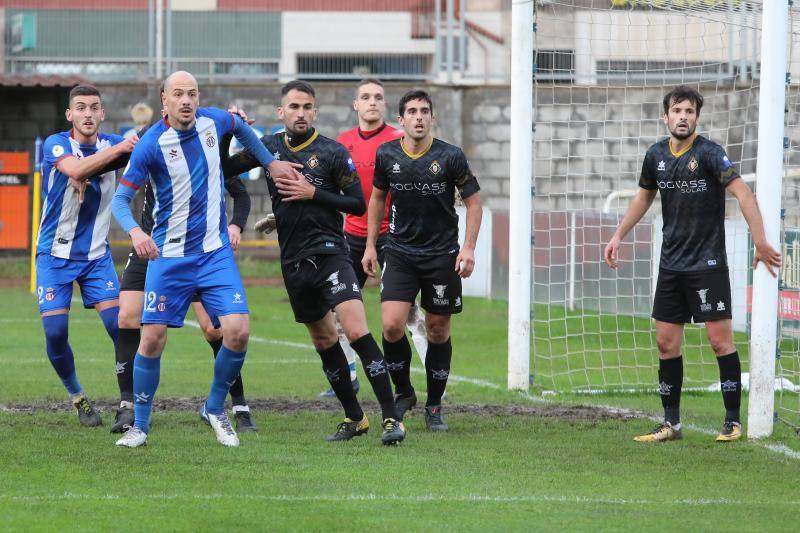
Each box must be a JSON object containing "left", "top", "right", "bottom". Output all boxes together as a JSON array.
[{"left": 88, "top": 81, "right": 800, "bottom": 243}]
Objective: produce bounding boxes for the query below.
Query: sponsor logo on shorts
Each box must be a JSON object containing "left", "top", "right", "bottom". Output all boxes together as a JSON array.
[
  {"left": 352, "top": 283, "right": 360, "bottom": 293},
  {"left": 106, "top": 280, "right": 115, "bottom": 291},
  {"left": 233, "top": 292, "right": 243, "bottom": 303},
  {"left": 707, "top": 259, "right": 717, "bottom": 266},
  {"left": 327, "top": 270, "right": 346, "bottom": 294},
  {"left": 455, "top": 296, "right": 461, "bottom": 307},
  {"left": 366, "top": 360, "right": 387, "bottom": 377},
  {"left": 380, "top": 282, "right": 384, "bottom": 293},
  {"left": 697, "top": 288, "right": 712, "bottom": 312},
  {"left": 432, "top": 284, "right": 449, "bottom": 306},
  {"left": 717, "top": 301, "right": 726, "bottom": 311},
  {"left": 658, "top": 381, "right": 673, "bottom": 396}
]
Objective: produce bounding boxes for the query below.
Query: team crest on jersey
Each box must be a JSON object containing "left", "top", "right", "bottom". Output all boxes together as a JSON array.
[
  {"left": 157, "top": 295, "right": 167, "bottom": 312},
  {"left": 429, "top": 160, "right": 442, "bottom": 175},
  {"left": 205, "top": 130, "right": 216, "bottom": 148},
  {"left": 687, "top": 156, "right": 698, "bottom": 173},
  {"left": 51, "top": 144, "right": 64, "bottom": 157},
  {"left": 392, "top": 162, "right": 401, "bottom": 173},
  {"left": 307, "top": 154, "right": 319, "bottom": 169}
]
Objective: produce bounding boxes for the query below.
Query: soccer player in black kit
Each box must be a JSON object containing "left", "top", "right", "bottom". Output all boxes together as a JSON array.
[
  {"left": 604, "top": 85, "right": 781, "bottom": 443},
  {"left": 223, "top": 80, "right": 405, "bottom": 445},
  {"left": 363, "top": 89, "right": 483, "bottom": 431}
]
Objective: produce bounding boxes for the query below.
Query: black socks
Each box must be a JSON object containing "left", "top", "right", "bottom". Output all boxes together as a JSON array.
[{"left": 659, "top": 356, "right": 683, "bottom": 426}]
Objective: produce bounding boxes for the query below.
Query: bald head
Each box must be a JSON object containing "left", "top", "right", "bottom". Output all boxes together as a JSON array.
[
  {"left": 164, "top": 70, "right": 198, "bottom": 94},
  {"left": 162, "top": 70, "right": 199, "bottom": 131}
]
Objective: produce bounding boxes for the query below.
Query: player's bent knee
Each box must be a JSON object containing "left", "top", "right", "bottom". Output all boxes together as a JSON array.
[
  {"left": 382, "top": 320, "right": 406, "bottom": 342},
  {"left": 118, "top": 306, "right": 142, "bottom": 329}
]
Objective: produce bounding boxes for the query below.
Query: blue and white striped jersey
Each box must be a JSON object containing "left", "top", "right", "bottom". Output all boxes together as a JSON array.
[
  {"left": 119, "top": 108, "right": 238, "bottom": 257},
  {"left": 37, "top": 130, "right": 124, "bottom": 261}
]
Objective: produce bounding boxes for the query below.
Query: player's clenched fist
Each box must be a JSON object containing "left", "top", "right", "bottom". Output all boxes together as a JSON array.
[{"left": 130, "top": 227, "right": 159, "bottom": 260}]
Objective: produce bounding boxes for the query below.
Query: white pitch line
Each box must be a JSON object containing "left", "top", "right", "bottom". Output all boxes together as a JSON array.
[{"left": 1, "top": 492, "right": 797, "bottom": 507}]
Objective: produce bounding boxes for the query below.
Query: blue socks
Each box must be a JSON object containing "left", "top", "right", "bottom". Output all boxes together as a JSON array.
[
  {"left": 133, "top": 353, "right": 161, "bottom": 433},
  {"left": 98, "top": 306, "right": 119, "bottom": 345},
  {"left": 42, "top": 314, "right": 82, "bottom": 396},
  {"left": 206, "top": 345, "right": 246, "bottom": 415}
]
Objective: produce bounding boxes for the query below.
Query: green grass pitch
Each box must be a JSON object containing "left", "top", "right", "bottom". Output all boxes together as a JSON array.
[{"left": 1, "top": 282, "right": 799, "bottom": 531}]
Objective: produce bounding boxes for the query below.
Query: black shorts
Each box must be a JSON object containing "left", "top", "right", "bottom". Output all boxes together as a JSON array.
[
  {"left": 381, "top": 249, "right": 462, "bottom": 316},
  {"left": 120, "top": 247, "right": 201, "bottom": 303},
  {"left": 345, "top": 232, "right": 387, "bottom": 288},
  {"left": 652, "top": 267, "right": 732, "bottom": 324},
  {"left": 119, "top": 248, "right": 148, "bottom": 292},
  {"left": 282, "top": 254, "right": 363, "bottom": 324}
]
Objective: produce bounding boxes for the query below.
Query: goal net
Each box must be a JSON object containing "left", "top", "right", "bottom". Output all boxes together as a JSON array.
[{"left": 531, "top": 0, "right": 800, "bottom": 416}]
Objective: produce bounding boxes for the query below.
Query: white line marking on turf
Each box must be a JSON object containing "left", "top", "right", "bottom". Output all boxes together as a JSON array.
[
  {"left": 1, "top": 492, "right": 798, "bottom": 507},
  {"left": 184, "top": 319, "right": 309, "bottom": 349}
]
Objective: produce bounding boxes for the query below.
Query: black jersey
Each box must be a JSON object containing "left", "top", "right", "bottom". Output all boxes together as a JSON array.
[
  {"left": 639, "top": 135, "right": 740, "bottom": 272},
  {"left": 224, "top": 129, "right": 361, "bottom": 264},
  {"left": 373, "top": 137, "right": 479, "bottom": 256}
]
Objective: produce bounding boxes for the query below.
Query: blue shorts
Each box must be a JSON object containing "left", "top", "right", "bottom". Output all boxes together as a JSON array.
[
  {"left": 142, "top": 246, "right": 248, "bottom": 327},
  {"left": 36, "top": 253, "right": 120, "bottom": 313}
]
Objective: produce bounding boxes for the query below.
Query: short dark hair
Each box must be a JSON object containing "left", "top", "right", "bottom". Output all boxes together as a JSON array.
[
  {"left": 398, "top": 89, "right": 433, "bottom": 116},
  {"left": 69, "top": 85, "right": 101, "bottom": 105},
  {"left": 662, "top": 85, "right": 703, "bottom": 115},
  {"left": 281, "top": 80, "right": 316, "bottom": 99},
  {"left": 355, "top": 78, "right": 384, "bottom": 96}
]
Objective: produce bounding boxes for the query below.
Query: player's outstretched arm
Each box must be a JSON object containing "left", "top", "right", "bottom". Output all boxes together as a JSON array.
[
  {"left": 604, "top": 188, "right": 657, "bottom": 269},
  {"left": 727, "top": 178, "right": 782, "bottom": 276},
  {"left": 362, "top": 187, "right": 388, "bottom": 278},
  {"left": 57, "top": 135, "right": 138, "bottom": 182},
  {"left": 456, "top": 192, "right": 482, "bottom": 278}
]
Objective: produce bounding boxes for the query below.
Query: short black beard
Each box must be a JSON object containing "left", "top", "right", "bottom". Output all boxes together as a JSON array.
[{"left": 670, "top": 126, "right": 695, "bottom": 140}]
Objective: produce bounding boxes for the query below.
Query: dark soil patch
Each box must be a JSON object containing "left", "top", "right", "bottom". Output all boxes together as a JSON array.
[{"left": 0, "top": 398, "right": 638, "bottom": 421}]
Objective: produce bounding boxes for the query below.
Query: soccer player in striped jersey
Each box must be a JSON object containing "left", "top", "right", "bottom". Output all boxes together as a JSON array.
[
  {"left": 111, "top": 114, "right": 257, "bottom": 434},
  {"left": 36, "top": 85, "right": 138, "bottom": 427},
  {"left": 111, "top": 71, "right": 303, "bottom": 448}
]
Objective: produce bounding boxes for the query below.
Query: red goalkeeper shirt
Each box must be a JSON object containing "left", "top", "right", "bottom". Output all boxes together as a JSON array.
[{"left": 337, "top": 123, "right": 403, "bottom": 237}]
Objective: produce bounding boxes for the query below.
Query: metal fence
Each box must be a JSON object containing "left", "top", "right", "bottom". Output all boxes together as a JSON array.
[{"left": 0, "top": 0, "right": 510, "bottom": 83}]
